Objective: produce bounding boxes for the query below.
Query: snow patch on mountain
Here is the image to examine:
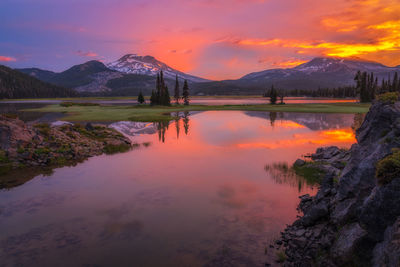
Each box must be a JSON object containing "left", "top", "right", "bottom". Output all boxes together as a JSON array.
[{"left": 107, "top": 54, "right": 209, "bottom": 83}]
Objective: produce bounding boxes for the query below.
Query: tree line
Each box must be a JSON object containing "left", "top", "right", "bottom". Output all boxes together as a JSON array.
[
  {"left": 138, "top": 71, "right": 190, "bottom": 106},
  {"left": 0, "top": 65, "right": 77, "bottom": 99},
  {"left": 264, "top": 71, "right": 400, "bottom": 103}
]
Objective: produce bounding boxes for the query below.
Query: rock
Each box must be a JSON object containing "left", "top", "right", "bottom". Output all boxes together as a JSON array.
[
  {"left": 301, "top": 201, "right": 329, "bottom": 226},
  {"left": 311, "top": 146, "right": 340, "bottom": 160},
  {"left": 294, "top": 159, "right": 306, "bottom": 167},
  {"left": 372, "top": 217, "right": 400, "bottom": 267},
  {"left": 331, "top": 223, "right": 367, "bottom": 264},
  {"left": 51, "top": 121, "right": 72, "bottom": 127},
  {"left": 280, "top": 102, "right": 400, "bottom": 266}
]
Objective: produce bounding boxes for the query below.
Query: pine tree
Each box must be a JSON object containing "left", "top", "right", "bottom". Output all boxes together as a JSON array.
[
  {"left": 150, "top": 90, "right": 157, "bottom": 105},
  {"left": 182, "top": 80, "right": 190, "bottom": 105},
  {"left": 270, "top": 85, "right": 277, "bottom": 104},
  {"left": 137, "top": 91, "right": 145, "bottom": 104},
  {"left": 393, "top": 72, "right": 399, "bottom": 92},
  {"left": 174, "top": 75, "right": 180, "bottom": 105},
  {"left": 162, "top": 85, "right": 171, "bottom": 105}
]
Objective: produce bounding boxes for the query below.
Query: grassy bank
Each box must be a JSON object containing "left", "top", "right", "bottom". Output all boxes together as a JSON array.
[
  {"left": 23, "top": 103, "right": 371, "bottom": 122},
  {"left": 1, "top": 95, "right": 267, "bottom": 101}
]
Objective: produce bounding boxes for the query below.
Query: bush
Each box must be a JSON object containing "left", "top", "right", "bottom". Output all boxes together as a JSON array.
[
  {"left": 34, "top": 123, "right": 51, "bottom": 136},
  {"left": 103, "top": 143, "right": 131, "bottom": 154},
  {"left": 376, "top": 149, "right": 400, "bottom": 185},
  {"left": 377, "top": 92, "right": 399, "bottom": 104}
]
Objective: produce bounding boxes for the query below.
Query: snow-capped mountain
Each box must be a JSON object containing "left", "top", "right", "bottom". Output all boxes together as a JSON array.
[
  {"left": 107, "top": 54, "right": 209, "bottom": 83},
  {"left": 234, "top": 57, "right": 400, "bottom": 90}
]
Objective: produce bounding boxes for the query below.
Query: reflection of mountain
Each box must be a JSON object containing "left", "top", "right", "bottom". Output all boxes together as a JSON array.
[
  {"left": 244, "top": 111, "right": 357, "bottom": 130},
  {"left": 109, "top": 111, "right": 191, "bottom": 142},
  {"left": 109, "top": 121, "right": 157, "bottom": 136}
]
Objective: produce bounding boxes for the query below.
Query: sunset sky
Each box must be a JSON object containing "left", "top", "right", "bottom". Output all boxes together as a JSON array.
[{"left": 1, "top": 0, "right": 399, "bottom": 80}]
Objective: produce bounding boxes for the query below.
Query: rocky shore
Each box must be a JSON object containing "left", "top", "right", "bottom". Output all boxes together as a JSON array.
[
  {"left": 274, "top": 101, "right": 400, "bottom": 266},
  {"left": 0, "top": 115, "right": 132, "bottom": 188}
]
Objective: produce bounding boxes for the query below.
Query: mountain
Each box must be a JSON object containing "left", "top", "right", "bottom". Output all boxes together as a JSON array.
[
  {"left": 107, "top": 54, "right": 210, "bottom": 83},
  {"left": 192, "top": 57, "right": 400, "bottom": 95},
  {"left": 18, "top": 61, "right": 123, "bottom": 93},
  {"left": 16, "top": 56, "right": 400, "bottom": 96},
  {"left": 0, "top": 65, "right": 77, "bottom": 99},
  {"left": 18, "top": 55, "right": 209, "bottom": 95}
]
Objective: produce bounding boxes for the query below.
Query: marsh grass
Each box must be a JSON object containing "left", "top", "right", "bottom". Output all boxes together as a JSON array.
[{"left": 24, "top": 103, "right": 370, "bottom": 122}]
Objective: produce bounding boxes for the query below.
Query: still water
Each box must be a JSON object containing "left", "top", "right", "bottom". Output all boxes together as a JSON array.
[{"left": 0, "top": 111, "right": 360, "bottom": 266}]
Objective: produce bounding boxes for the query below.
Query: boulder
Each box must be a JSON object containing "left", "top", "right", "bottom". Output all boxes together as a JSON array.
[
  {"left": 294, "top": 159, "right": 306, "bottom": 167},
  {"left": 331, "top": 223, "right": 367, "bottom": 264}
]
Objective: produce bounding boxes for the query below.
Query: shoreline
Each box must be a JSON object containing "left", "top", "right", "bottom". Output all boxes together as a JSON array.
[
  {"left": 0, "top": 115, "right": 132, "bottom": 189},
  {"left": 269, "top": 101, "right": 400, "bottom": 266},
  {"left": 20, "top": 103, "right": 370, "bottom": 123}
]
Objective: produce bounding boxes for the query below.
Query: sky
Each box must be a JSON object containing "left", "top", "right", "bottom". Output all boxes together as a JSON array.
[{"left": 0, "top": 0, "right": 400, "bottom": 80}]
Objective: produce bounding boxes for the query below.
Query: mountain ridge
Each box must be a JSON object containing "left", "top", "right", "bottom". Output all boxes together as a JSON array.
[{"left": 15, "top": 56, "right": 400, "bottom": 96}]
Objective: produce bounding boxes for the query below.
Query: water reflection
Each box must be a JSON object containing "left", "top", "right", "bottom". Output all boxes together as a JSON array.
[
  {"left": 0, "top": 111, "right": 360, "bottom": 266},
  {"left": 264, "top": 162, "right": 317, "bottom": 192},
  {"left": 155, "top": 111, "right": 191, "bottom": 143}
]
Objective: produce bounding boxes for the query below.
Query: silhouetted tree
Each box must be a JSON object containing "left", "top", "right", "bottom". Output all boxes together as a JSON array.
[
  {"left": 137, "top": 91, "right": 145, "bottom": 104},
  {"left": 174, "top": 75, "right": 180, "bottom": 105},
  {"left": 150, "top": 71, "right": 170, "bottom": 106},
  {"left": 269, "top": 112, "right": 277, "bottom": 126},
  {"left": 182, "top": 80, "right": 190, "bottom": 105},
  {"left": 183, "top": 111, "right": 190, "bottom": 135},
  {"left": 269, "top": 85, "right": 278, "bottom": 104},
  {"left": 174, "top": 113, "right": 180, "bottom": 139}
]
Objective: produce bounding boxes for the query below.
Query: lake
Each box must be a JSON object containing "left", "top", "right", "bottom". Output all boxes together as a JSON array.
[{"left": 0, "top": 110, "right": 360, "bottom": 266}]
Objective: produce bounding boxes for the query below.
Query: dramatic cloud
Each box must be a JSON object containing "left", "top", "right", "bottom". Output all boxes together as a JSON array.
[
  {"left": 1, "top": 0, "right": 399, "bottom": 78},
  {"left": 0, "top": 56, "right": 16, "bottom": 62},
  {"left": 74, "top": 50, "right": 98, "bottom": 57}
]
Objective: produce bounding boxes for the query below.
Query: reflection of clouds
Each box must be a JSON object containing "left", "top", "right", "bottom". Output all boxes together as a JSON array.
[
  {"left": 236, "top": 128, "right": 356, "bottom": 150},
  {"left": 0, "top": 193, "right": 67, "bottom": 217},
  {"left": 97, "top": 203, "right": 131, "bottom": 220},
  {"left": 0, "top": 218, "right": 85, "bottom": 266},
  {"left": 216, "top": 183, "right": 258, "bottom": 209},
  {"left": 99, "top": 220, "right": 144, "bottom": 241}
]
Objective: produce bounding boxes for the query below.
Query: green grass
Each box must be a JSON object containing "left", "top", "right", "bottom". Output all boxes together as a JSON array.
[
  {"left": 23, "top": 103, "right": 370, "bottom": 122},
  {"left": 293, "top": 162, "right": 326, "bottom": 185},
  {"left": 376, "top": 148, "right": 400, "bottom": 185}
]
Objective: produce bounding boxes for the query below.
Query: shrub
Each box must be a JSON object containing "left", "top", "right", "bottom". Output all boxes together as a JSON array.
[
  {"left": 34, "top": 123, "right": 51, "bottom": 136},
  {"left": 3, "top": 113, "right": 18, "bottom": 119},
  {"left": 103, "top": 143, "right": 131, "bottom": 154},
  {"left": 276, "top": 250, "right": 287, "bottom": 263},
  {"left": 377, "top": 92, "right": 399, "bottom": 104},
  {"left": 376, "top": 149, "right": 400, "bottom": 185}
]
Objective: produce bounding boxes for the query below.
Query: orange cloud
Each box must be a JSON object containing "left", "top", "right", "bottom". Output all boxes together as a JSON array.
[
  {"left": 0, "top": 56, "right": 16, "bottom": 62},
  {"left": 75, "top": 50, "right": 98, "bottom": 57},
  {"left": 271, "top": 59, "right": 308, "bottom": 68}
]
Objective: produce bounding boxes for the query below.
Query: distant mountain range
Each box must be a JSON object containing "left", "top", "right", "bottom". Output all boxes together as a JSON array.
[
  {"left": 192, "top": 57, "right": 400, "bottom": 95},
  {"left": 0, "top": 65, "right": 77, "bottom": 99},
  {"left": 14, "top": 55, "right": 400, "bottom": 96}
]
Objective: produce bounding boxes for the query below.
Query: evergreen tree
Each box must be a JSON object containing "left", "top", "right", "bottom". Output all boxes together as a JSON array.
[
  {"left": 138, "top": 91, "right": 145, "bottom": 104},
  {"left": 269, "top": 85, "right": 277, "bottom": 104},
  {"left": 174, "top": 75, "right": 180, "bottom": 104},
  {"left": 182, "top": 80, "right": 190, "bottom": 105},
  {"left": 151, "top": 71, "right": 171, "bottom": 106},
  {"left": 162, "top": 85, "right": 171, "bottom": 106},
  {"left": 393, "top": 72, "right": 399, "bottom": 92},
  {"left": 150, "top": 90, "right": 157, "bottom": 105}
]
